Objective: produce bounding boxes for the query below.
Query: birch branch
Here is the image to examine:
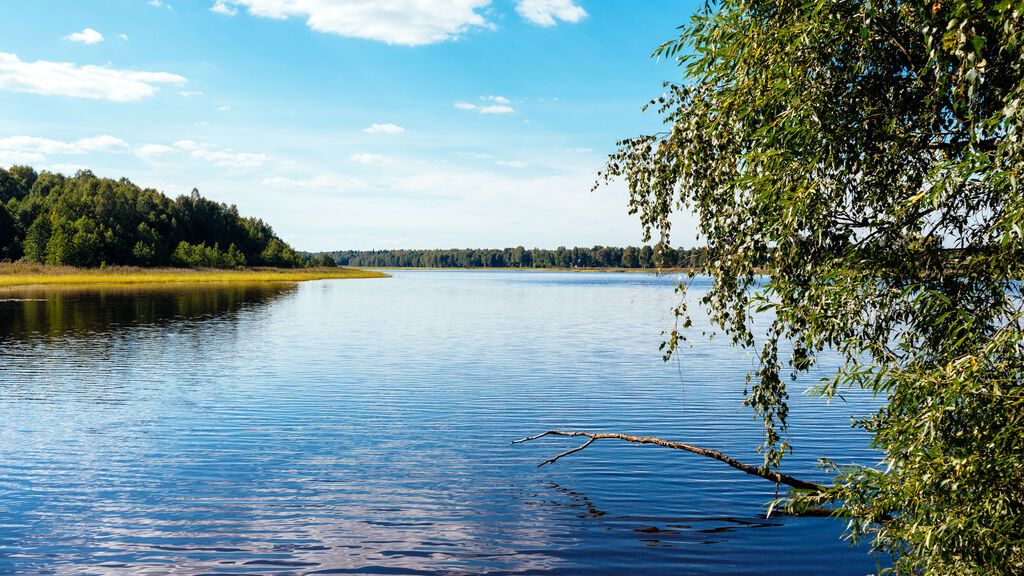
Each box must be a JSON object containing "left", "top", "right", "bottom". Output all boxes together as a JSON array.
[{"left": 512, "top": 430, "right": 824, "bottom": 492}]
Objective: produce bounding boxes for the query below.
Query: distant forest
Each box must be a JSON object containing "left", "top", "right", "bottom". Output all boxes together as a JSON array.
[
  {"left": 0, "top": 166, "right": 707, "bottom": 271},
  {"left": 0, "top": 166, "right": 314, "bottom": 268},
  {"left": 329, "top": 245, "right": 708, "bottom": 269}
]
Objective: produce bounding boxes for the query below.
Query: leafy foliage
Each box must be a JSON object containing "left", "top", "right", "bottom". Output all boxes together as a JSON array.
[
  {"left": 306, "top": 252, "right": 338, "bottom": 268},
  {"left": 600, "top": 1, "right": 1024, "bottom": 573},
  {"left": 0, "top": 167, "right": 304, "bottom": 268}
]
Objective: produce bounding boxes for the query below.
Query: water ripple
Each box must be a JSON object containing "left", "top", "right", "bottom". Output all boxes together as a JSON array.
[{"left": 0, "top": 272, "right": 886, "bottom": 575}]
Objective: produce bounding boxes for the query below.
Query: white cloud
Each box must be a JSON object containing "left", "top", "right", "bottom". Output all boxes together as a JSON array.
[
  {"left": 210, "top": 0, "right": 493, "bottom": 46},
  {"left": 65, "top": 28, "right": 104, "bottom": 45},
  {"left": 454, "top": 99, "right": 514, "bottom": 114},
  {"left": 118, "top": 33, "right": 130, "bottom": 41},
  {"left": 173, "top": 140, "right": 213, "bottom": 151},
  {"left": 217, "top": 105, "right": 231, "bottom": 111},
  {"left": 179, "top": 90, "right": 203, "bottom": 97},
  {"left": 480, "top": 104, "right": 514, "bottom": 114},
  {"left": 75, "top": 135, "right": 130, "bottom": 152},
  {"left": 483, "top": 95, "right": 510, "bottom": 104},
  {"left": 193, "top": 149, "right": 268, "bottom": 167},
  {"left": 0, "top": 133, "right": 266, "bottom": 169},
  {"left": 0, "top": 134, "right": 129, "bottom": 166},
  {"left": 350, "top": 153, "right": 394, "bottom": 166},
  {"left": 516, "top": 0, "right": 586, "bottom": 26},
  {"left": 136, "top": 143, "right": 177, "bottom": 159},
  {"left": 46, "top": 162, "right": 89, "bottom": 174},
  {"left": 169, "top": 139, "right": 264, "bottom": 166},
  {"left": 171, "top": 139, "right": 267, "bottom": 167},
  {"left": 0, "top": 136, "right": 80, "bottom": 156},
  {"left": 210, "top": 0, "right": 238, "bottom": 15},
  {"left": 261, "top": 174, "right": 364, "bottom": 191},
  {"left": 363, "top": 123, "right": 405, "bottom": 135},
  {"left": 0, "top": 150, "right": 45, "bottom": 166},
  {"left": 566, "top": 147, "right": 592, "bottom": 153},
  {"left": 149, "top": 0, "right": 173, "bottom": 9},
  {"left": 0, "top": 52, "right": 186, "bottom": 102},
  {"left": 496, "top": 160, "right": 527, "bottom": 168}
]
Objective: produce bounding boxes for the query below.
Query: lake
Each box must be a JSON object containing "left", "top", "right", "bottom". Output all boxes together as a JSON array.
[{"left": 0, "top": 271, "right": 884, "bottom": 575}]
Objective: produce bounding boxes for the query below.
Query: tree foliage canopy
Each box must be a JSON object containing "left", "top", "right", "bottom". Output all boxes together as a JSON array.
[
  {"left": 0, "top": 166, "right": 305, "bottom": 268},
  {"left": 600, "top": 1, "right": 1024, "bottom": 572}
]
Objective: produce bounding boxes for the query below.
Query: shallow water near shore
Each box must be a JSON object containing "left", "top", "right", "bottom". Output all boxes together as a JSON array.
[{"left": 0, "top": 271, "right": 885, "bottom": 575}]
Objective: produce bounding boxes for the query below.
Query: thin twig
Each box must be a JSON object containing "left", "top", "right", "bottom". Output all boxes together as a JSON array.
[
  {"left": 539, "top": 437, "right": 597, "bottom": 466},
  {"left": 513, "top": 430, "right": 824, "bottom": 492}
]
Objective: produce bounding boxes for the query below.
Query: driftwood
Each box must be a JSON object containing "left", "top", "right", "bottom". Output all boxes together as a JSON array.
[{"left": 512, "top": 430, "right": 824, "bottom": 492}]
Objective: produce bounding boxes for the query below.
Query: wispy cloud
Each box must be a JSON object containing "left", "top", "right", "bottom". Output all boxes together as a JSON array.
[
  {"left": 172, "top": 140, "right": 266, "bottom": 167},
  {"left": 454, "top": 96, "right": 515, "bottom": 114},
  {"left": 75, "top": 135, "right": 130, "bottom": 152},
  {"left": 0, "top": 134, "right": 128, "bottom": 165},
  {"left": 0, "top": 150, "right": 44, "bottom": 165},
  {"left": 496, "top": 160, "right": 527, "bottom": 168},
  {"left": 210, "top": 0, "right": 237, "bottom": 15},
  {"left": 0, "top": 133, "right": 268, "bottom": 170},
  {"left": 0, "top": 136, "right": 72, "bottom": 164},
  {"left": 261, "top": 174, "right": 364, "bottom": 191},
  {"left": 193, "top": 149, "right": 267, "bottom": 167},
  {"left": 363, "top": 123, "right": 405, "bottom": 135},
  {"left": 148, "top": 0, "right": 173, "bottom": 10},
  {"left": 65, "top": 28, "right": 104, "bottom": 45},
  {"left": 350, "top": 153, "right": 395, "bottom": 166},
  {"left": 0, "top": 52, "right": 186, "bottom": 102},
  {"left": 515, "top": 0, "right": 587, "bottom": 27},
  {"left": 172, "top": 139, "right": 210, "bottom": 151},
  {"left": 209, "top": 0, "right": 493, "bottom": 46},
  {"left": 136, "top": 143, "right": 176, "bottom": 160}
]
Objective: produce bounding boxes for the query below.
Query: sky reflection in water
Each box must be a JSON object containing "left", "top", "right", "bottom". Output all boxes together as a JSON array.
[{"left": 0, "top": 272, "right": 885, "bottom": 575}]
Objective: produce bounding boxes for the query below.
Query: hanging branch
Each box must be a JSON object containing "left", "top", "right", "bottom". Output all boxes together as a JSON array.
[{"left": 512, "top": 430, "right": 824, "bottom": 492}]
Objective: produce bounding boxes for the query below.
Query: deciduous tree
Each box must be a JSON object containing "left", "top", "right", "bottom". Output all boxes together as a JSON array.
[{"left": 584, "top": 1, "right": 1024, "bottom": 572}]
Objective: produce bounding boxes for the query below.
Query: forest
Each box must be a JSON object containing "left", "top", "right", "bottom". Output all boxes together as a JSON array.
[
  {"left": 330, "top": 245, "right": 709, "bottom": 269},
  {"left": 0, "top": 165, "right": 707, "bottom": 272},
  {"left": 0, "top": 166, "right": 307, "bottom": 268}
]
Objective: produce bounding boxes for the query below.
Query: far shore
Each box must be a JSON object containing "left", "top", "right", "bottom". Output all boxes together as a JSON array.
[
  {"left": 364, "top": 266, "right": 695, "bottom": 273},
  {"left": 0, "top": 263, "right": 388, "bottom": 289}
]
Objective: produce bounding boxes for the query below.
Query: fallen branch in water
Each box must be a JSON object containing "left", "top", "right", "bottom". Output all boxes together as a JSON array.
[{"left": 512, "top": 430, "right": 824, "bottom": 492}]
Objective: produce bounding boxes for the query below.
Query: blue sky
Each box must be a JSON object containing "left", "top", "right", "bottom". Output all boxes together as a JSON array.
[{"left": 0, "top": 0, "right": 699, "bottom": 251}]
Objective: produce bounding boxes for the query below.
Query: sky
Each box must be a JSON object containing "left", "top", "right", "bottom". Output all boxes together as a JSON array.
[{"left": 0, "top": 0, "right": 700, "bottom": 251}]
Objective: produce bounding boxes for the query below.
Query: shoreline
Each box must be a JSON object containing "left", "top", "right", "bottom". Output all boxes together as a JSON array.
[{"left": 0, "top": 264, "right": 388, "bottom": 289}]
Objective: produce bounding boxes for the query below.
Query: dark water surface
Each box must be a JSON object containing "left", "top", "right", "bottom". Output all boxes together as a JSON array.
[{"left": 0, "top": 272, "right": 884, "bottom": 575}]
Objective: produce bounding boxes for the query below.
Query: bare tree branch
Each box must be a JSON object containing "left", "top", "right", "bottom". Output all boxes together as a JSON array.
[
  {"left": 537, "top": 436, "right": 597, "bottom": 466},
  {"left": 512, "top": 430, "right": 824, "bottom": 492}
]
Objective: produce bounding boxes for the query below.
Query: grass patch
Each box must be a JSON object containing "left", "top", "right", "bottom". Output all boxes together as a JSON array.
[{"left": 0, "top": 263, "right": 388, "bottom": 288}]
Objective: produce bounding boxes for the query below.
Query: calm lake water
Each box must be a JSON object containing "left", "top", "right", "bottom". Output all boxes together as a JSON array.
[{"left": 0, "top": 271, "right": 884, "bottom": 575}]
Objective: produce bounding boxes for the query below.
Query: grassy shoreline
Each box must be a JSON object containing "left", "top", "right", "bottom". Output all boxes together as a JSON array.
[{"left": 0, "top": 263, "right": 388, "bottom": 289}]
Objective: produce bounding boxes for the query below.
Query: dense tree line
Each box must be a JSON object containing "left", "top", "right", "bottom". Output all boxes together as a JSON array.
[
  {"left": 328, "top": 245, "right": 709, "bottom": 269},
  {"left": 0, "top": 166, "right": 306, "bottom": 268}
]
